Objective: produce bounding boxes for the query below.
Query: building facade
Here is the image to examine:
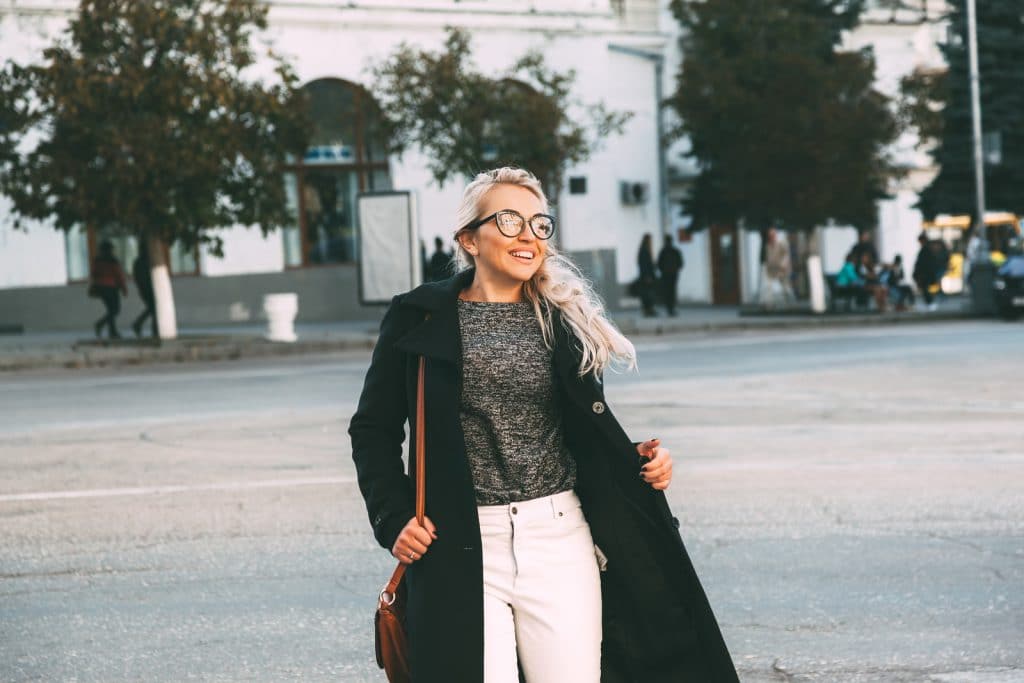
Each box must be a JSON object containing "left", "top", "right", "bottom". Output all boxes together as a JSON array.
[
  {"left": 0, "top": 0, "right": 678, "bottom": 331},
  {"left": 0, "top": 0, "right": 953, "bottom": 331}
]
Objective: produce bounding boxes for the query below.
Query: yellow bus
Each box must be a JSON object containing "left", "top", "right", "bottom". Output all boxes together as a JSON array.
[{"left": 921, "top": 212, "right": 1022, "bottom": 294}]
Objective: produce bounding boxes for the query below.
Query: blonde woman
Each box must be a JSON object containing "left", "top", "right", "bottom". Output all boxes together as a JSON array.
[{"left": 350, "top": 168, "right": 737, "bottom": 682}]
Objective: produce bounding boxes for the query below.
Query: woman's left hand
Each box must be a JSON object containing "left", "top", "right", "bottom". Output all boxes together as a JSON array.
[{"left": 637, "top": 438, "right": 673, "bottom": 490}]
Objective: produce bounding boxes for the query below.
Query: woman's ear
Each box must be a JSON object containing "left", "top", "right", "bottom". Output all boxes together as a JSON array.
[{"left": 457, "top": 230, "right": 478, "bottom": 256}]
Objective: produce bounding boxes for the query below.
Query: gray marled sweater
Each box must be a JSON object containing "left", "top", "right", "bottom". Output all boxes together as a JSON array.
[{"left": 456, "top": 300, "right": 576, "bottom": 505}]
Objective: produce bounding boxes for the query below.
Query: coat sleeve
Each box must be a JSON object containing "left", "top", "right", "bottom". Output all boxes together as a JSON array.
[{"left": 348, "top": 295, "right": 416, "bottom": 551}]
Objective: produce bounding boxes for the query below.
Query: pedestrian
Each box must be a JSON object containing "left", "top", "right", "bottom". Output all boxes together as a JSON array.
[
  {"left": 427, "top": 236, "right": 453, "bottom": 282},
  {"left": 881, "top": 254, "right": 914, "bottom": 311},
  {"left": 636, "top": 232, "right": 658, "bottom": 317},
  {"left": 131, "top": 243, "right": 156, "bottom": 338},
  {"left": 758, "top": 227, "right": 793, "bottom": 308},
  {"left": 857, "top": 250, "right": 889, "bottom": 312},
  {"left": 349, "top": 167, "right": 738, "bottom": 682},
  {"left": 913, "top": 232, "right": 939, "bottom": 311},
  {"left": 656, "top": 233, "right": 684, "bottom": 316},
  {"left": 849, "top": 229, "right": 879, "bottom": 272},
  {"left": 89, "top": 240, "right": 128, "bottom": 339}
]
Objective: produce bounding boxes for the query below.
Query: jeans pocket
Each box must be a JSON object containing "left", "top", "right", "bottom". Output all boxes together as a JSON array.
[{"left": 594, "top": 543, "right": 609, "bottom": 572}]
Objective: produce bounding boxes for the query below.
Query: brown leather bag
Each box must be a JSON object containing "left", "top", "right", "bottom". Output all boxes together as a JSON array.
[{"left": 374, "top": 354, "right": 427, "bottom": 683}]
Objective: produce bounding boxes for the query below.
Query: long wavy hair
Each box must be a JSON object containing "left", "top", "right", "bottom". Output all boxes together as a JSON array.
[{"left": 453, "top": 167, "right": 637, "bottom": 377}]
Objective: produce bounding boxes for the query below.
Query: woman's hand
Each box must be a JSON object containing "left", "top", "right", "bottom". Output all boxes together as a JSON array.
[
  {"left": 391, "top": 515, "right": 438, "bottom": 565},
  {"left": 637, "top": 438, "right": 673, "bottom": 491}
]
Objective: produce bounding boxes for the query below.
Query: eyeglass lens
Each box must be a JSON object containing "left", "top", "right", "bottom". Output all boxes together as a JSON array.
[{"left": 495, "top": 211, "right": 554, "bottom": 239}]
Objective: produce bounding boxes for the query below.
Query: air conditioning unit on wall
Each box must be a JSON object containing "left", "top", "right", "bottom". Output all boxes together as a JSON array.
[{"left": 619, "top": 181, "right": 650, "bottom": 206}]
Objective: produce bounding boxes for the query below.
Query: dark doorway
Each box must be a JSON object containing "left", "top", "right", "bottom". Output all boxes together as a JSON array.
[{"left": 710, "top": 224, "right": 740, "bottom": 305}]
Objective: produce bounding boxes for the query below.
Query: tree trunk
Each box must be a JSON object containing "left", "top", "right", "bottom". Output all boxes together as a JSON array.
[{"left": 147, "top": 235, "right": 178, "bottom": 340}]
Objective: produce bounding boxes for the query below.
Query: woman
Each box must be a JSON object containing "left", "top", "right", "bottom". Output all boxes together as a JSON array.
[
  {"left": 636, "top": 232, "right": 658, "bottom": 317},
  {"left": 89, "top": 240, "right": 128, "bottom": 339},
  {"left": 350, "top": 168, "right": 737, "bottom": 682}
]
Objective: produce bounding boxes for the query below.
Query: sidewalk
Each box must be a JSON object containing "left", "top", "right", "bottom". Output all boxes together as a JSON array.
[{"left": 0, "top": 299, "right": 975, "bottom": 372}]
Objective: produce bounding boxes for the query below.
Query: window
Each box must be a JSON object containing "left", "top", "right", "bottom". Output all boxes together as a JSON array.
[
  {"left": 283, "top": 78, "right": 393, "bottom": 267},
  {"left": 65, "top": 227, "right": 199, "bottom": 283}
]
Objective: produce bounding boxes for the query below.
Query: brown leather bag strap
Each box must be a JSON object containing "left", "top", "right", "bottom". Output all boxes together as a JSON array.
[{"left": 415, "top": 353, "right": 426, "bottom": 526}]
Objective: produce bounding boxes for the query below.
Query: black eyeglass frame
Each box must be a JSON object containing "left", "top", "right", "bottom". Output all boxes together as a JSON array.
[{"left": 462, "top": 209, "right": 557, "bottom": 240}]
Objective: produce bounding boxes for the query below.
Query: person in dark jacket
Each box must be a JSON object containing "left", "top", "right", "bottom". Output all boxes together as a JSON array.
[
  {"left": 131, "top": 243, "right": 157, "bottom": 338},
  {"left": 656, "top": 233, "right": 684, "bottom": 316},
  {"left": 89, "top": 240, "right": 128, "bottom": 339},
  {"left": 913, "top": 232, "right": 939, "bottom": 310},
  {"left": 636, "top": 232, "right": 658, "bottom": 317},
  {"left": 426, "top": 236, "right": 453, "bottom": 282},
  {"left": 849, "top": 230, "right": 879, "bottom": 272},
  {"left": 349, "top": 167, "right": 738, "bottom": 682}
]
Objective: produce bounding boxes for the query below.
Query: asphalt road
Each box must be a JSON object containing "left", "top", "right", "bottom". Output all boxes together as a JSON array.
[{"left": 1, "top": 321, "right": 1022, "bottom": 682}]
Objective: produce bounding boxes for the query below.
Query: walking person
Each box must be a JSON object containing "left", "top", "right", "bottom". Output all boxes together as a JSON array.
[
  {"left": 349, "top": 168, "right": 738, "bottom": 682},
  {"left": 758, "top": 227, "right": 794, "bottom": 308},
  {"left": 913, "top": 232, "right": 939, "bottom": 311},
  {"left": 89, "top": 240, "right": 128, "bottom": 339},
  {"left": 656, "top": 233, "right": 684, "bottom": 316},
  {"left": 636, "top": 232, "right": 658, "bottom": 317},
  {"left": 131, "top": 243, "right": 157, "bottom": 338}
]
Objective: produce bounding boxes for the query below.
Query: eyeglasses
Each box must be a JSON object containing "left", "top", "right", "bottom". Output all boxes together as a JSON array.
[{"left": 463, "top": 209, "right": 556, "bottom": 240}]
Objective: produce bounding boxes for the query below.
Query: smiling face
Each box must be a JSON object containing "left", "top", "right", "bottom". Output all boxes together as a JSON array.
[{"left": 457, "top": 183, "right": 548, "bottom": 289}]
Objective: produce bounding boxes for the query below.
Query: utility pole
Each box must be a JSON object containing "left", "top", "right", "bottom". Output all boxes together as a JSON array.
[
  {"left": 965, "top": 0, "right": 997, "bottom": 313},
  {"left": 966, "top": 0, "right": 988, "bottom": 255}
]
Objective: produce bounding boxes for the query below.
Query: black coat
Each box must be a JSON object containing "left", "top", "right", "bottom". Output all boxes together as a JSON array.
[{"left": 349, "top": 269, "right": 738, "bottom": 682}]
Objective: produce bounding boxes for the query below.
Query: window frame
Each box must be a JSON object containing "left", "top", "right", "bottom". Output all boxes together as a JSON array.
[{"left": 284, "top": 78, "right": 392, "bottom": 269}]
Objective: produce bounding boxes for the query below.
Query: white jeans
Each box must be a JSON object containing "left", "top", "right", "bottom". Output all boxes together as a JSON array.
[{"left": 477, "top": 489, "right": 602, "bottom": 683}]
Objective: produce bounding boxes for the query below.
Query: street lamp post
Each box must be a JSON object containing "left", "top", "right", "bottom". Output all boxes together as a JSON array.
[
  {"left": 966, "top": 0, "right": 988, "bottom": 254},
  {"left": 964, "top": 0, "right": 997, "bottom": 314}
]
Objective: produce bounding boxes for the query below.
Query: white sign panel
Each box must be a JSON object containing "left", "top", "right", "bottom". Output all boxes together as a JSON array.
[{"left": 357, "top": 191, "right": 419, "bottom": 304}]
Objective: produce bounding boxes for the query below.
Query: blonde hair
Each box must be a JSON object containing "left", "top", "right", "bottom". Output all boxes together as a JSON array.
[{"left": 453, "top": 167, "right": 637, "bottom": 377}]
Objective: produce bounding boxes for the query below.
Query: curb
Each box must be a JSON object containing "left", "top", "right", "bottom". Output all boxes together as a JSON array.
[
  {"left": 0, "top": 312, "right": 983, "bottom": 372},
  {"left": 614, "top": 311, "right": 977, "bottom": 336},
  {"left": 0, "top": 335, "right": 377, "bottom": 372}
]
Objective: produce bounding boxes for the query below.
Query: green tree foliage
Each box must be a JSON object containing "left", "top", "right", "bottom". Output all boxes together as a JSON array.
[
  {"left": 370, "top": 28, "right": 630, "bottom": 198},
  {"left": 0, "top": 0, "right": 308, "bottom": 257},
  {"left": 908, "top": 0, "right": 1024, "bottom": 218},
  {"left": 666, "top": 0, "right": 901, "bottom": 232}
]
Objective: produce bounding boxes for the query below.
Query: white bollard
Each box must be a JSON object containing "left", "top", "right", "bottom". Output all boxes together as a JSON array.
[
  {"left": 807, "top": 255, "right": 827, "bottom": 314},
  {"left": 263, "top": 293, "right": 298, "bottom": 342}
]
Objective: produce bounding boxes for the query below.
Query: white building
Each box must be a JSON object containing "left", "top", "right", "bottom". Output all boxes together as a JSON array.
[
  {"left": 0, "top": 0, "right": 951, "bottom": 331},
  {"left": 0, "top": 0, "right": 676, "bottom": 331}
]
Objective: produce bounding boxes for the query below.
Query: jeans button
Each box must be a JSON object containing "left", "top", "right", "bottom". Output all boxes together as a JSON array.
[{"left": 511, "top": 506, "right": 518, "bottom": 515}]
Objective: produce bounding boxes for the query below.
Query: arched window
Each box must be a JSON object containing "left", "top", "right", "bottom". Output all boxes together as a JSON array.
[{"left": 282, "top": 78, "right": 392, "bottom": 266}]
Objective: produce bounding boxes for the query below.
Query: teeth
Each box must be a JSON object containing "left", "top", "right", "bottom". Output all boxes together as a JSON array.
[{"left": 511, "top": 251, "right": 534, "bottom": 260}]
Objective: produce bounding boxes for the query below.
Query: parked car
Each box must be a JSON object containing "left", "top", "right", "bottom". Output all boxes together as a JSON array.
[{"left": 994, "top": 255, "right": 1024, "bottom": 320}]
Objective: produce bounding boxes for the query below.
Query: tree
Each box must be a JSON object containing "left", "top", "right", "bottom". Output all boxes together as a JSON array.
[
  {"left": 666, "top": 0, "right": 901, "bottom": 235},
  {"left": 905, "top": 0, "right": 1024, "bottom": 218},
  {"left": 0, "top": 0, "right": 308, "bottom": 339},
  {"left": 370, "top": 28, "right": 630, "bottom": 201}
]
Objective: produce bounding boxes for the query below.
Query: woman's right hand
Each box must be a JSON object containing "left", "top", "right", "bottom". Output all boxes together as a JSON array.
[{"left": 391, "top": 516, "right": 437, "bottom": 565}]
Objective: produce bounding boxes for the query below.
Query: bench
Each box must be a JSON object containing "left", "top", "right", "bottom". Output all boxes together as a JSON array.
[{"left": 825, "top": 274, "right": 871, "bottom": 312}]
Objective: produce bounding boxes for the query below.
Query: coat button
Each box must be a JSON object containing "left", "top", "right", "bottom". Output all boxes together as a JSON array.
[
  {"left": 591, "top": 401, "right": 605, "bottom": 414},
  {"left": 671, "top": 516, "right": 680, "bottom": 529}
]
